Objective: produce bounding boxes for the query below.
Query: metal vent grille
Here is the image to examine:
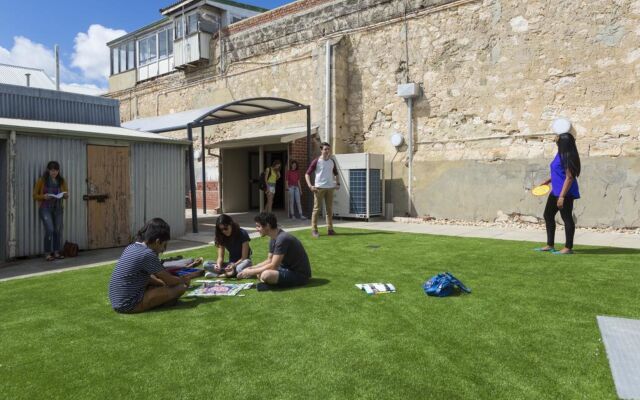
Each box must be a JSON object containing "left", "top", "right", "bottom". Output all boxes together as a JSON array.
[{"left": 349, "top": 169, "right": 382, "bottom": 215}]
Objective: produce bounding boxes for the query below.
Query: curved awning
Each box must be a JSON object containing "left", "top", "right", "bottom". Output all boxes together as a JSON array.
[{"left": 122, "top": 97, "right": 309, "bottom": 133}]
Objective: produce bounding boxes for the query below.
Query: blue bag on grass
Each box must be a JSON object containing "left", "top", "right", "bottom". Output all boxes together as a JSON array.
[{"left": 423, "top": 272, "right": 471, "bottom": 297}]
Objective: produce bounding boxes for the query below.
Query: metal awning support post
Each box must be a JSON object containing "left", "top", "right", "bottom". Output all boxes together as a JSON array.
[
  {"left": 187, "top": 124, "right": 198, "bottom": 233},
  {"left": 306, "top": 106, "right": 312, "bottom": 213},
  {"left": 259, "top": 145, "right": 264, "bottom": 212},
  {"left": 201, "top": 126, "right": 206, "bottom": 214}
]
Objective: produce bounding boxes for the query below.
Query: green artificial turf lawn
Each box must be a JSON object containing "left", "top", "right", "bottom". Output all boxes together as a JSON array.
[{"left": 1, "top": 228, "right": 638, "bottom": 399}]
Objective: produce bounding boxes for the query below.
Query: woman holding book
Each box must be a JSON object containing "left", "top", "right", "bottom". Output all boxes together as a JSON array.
[{"left": 33, "top": 160, "right": 69, "bottom": 261}]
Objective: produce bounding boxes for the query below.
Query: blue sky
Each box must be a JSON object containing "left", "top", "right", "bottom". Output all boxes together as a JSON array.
[{"left": 0, "top": 0, "right": 293, "bottom": 94}]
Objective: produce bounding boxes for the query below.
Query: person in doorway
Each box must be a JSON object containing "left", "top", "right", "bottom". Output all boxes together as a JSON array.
[
  {"left": 237, "top": 213, "right": 311, "bottom": 289},
  {"left": 305, "top": 142, "right": 340, "bottom": 237},
  {"left": 32, "top": 161, "right": 69, "bottom": 261},
  {"left": 535, "top": 133, "right": 581, "bottom": 254},
  {"left": 285, "top": 160, "right": 306, "bottom": 220},
  {"left": 208, "top": 214, "right": 252, "bottom": 277},
  {"left": 264, "top": 160, "right": 282, "bottom": 213},
  {"left": 108, "top": 218, "right": 190, "bottom": 313}
]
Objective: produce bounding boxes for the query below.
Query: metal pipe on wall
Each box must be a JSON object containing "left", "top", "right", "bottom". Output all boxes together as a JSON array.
[
  {"left": 407, "top": 97, "right": 414, "bottom": 216},
  {"left": 325, "top": 40, "right": 332, "bottom": 145}
]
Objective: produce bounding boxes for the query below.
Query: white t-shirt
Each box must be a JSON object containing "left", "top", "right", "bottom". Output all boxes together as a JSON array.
[{"left": 306, "top": 157, "right": 338, "bottom": 189}]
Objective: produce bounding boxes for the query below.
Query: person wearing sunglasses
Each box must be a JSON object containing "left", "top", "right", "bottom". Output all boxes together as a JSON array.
[{"left": 210, "top": 214, "right": 252, "bottom": 277}]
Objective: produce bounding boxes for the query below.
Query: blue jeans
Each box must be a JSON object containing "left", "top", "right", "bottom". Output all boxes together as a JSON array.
[
  {"left": 288, "top": 186, "right": 304, "bottom": 218},
  {"left": 39, "top": 208, "right": 64, "bottom": 253}
]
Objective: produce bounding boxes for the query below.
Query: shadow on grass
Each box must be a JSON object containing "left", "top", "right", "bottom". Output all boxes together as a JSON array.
[
  {"left": 576, "top": 247, "right": 640, "bottom": 255},
  {"left": 258, "top": 277, "right": 330, "bottom": 292},
  {"left": 330, "top": 231, "right": 393, "bottom": 237},
  {"left": 149, "top": 296, "right": 219, "bottom": 312}
]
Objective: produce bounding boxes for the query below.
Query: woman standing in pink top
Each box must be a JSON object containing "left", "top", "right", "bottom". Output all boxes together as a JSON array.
[{"left": 285, "top": 160, "right": 306, "bottom": 219}]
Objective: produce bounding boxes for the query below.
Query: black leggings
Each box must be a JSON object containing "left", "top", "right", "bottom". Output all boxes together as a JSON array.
[{"left": 543, "top": 194, "right": 576, "bottom": 249}]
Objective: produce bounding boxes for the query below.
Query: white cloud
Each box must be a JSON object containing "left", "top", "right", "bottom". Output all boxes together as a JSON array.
[
  {"left": 0, "top": 25, "right": 124, "bottom": 95},
  {"left": 60, "top": 83, "right": 106, "bottom": 96},
  {"left": 71, "top": 24, "right": 126, "bottom": 81},
  {"left": 0, "top": 36, "right": 65, "bottom": 78}
]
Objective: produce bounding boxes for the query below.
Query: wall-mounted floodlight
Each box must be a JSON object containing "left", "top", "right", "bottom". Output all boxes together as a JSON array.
[
  {"left": 552, "top": 118, "right": 571, "bottom": 135},
  {"left": 193, "top": 150, "right": 202, "bottom": 161},
  {"left": 390, "top": 132, "right": 404, "bottom": 147}
]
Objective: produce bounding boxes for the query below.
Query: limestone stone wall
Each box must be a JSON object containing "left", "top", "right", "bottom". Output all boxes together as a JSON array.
[{"left": 107, "top": 0, "right": 640, "bottom": 227}]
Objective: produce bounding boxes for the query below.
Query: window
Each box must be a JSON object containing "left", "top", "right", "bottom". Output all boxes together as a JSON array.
[
  {"left": 167, "top": 28, "right": 173, "bottom": 55},
  {"left": 187, "top": 12, "right": 199, "bottom": 35},
  {"left": 119, "top": 45, "right": 126, "bottom": 72},
  {"left": 110, "top": 40, "right": 136, "bottom": 75},
  {"left": 111, "top": 48, "right": 118, "bottom": 75},
  {"left": 127, "top": 42, "right": 135, "bottom": 70},
  {"left": 137, "top": 27, "right": 173, "bottom": 66},
  {"left": 174, "top": 16, "right": 183, "bottom": 39},
  {"left": 159, "top": 30, "right": 168, "bottom": 58},
  {"left": 232, "top": 16, "right": 244, "bottom": 24}
]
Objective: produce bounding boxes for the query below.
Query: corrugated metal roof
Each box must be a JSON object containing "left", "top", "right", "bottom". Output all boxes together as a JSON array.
[
  {"left": 160, "top": 0, "right": 267, "bottom": 15},
  {"left": 0, "top": 117, "right": 191, "bottom": 145},
  {"left": 0, "top": 63, "right": 56, "bottom": 90},
  {"left": 0, "top": 83, "right": 120, "bottom": 126}
]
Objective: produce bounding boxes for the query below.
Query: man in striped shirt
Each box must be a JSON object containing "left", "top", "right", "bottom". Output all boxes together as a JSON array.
[{"left": 108, "top": 218, "right": 190, "bottom": 313}]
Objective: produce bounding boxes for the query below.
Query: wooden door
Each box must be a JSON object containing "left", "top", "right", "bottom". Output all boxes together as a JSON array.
[{"left": 86, "top": 145, "right": 130, "bottom": 249}]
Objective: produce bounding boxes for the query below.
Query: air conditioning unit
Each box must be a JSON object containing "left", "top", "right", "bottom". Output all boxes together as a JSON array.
[{"left": 333, "top": 153, "right": 385, "bottom": 220}]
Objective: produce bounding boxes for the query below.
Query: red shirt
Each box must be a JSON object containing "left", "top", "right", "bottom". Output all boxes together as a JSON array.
[{"left": 285, "top": 170, "right": 300, "bottom": 187}]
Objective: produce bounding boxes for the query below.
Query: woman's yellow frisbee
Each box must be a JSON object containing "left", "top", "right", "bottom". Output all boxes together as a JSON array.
[{"left": 531, "top": 184, "right": 550, "bottom": 196}]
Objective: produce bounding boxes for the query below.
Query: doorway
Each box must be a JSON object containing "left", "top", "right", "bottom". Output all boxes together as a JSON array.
[
  {"left": 248, "top": 150, "right": 287, "bottom": 210},
  {"left": 86, "top": 145, "right": 131, "bottom": 249}
]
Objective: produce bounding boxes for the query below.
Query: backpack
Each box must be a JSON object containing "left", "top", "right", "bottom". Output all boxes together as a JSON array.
[
  {"left": 63, "top": 241, "right": 79, "bottom": 257},
  {"left": 423, "top": 272, "right": 471, "bottom": 297},
  {"left": 258, "top": 168, "right": 271, "bottom": 192}
]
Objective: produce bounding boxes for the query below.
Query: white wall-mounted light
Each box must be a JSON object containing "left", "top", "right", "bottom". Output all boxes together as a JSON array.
[
  {"left": 193, "top": 150, "right": 202, "bottom": 160},
  {"left": 390, "top": 132, "right": 404, "bottom": 147},
  {"left": 552, "top": 118, "right": 571, "bottom": 135}
]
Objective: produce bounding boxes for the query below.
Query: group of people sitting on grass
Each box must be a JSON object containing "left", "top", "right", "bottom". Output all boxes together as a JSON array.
[
  {"left": 108, "top": 142, "right": 343, "bottom": 314},
  {"left": 108, "top": 212, "right": 313, "bottom": 313}
]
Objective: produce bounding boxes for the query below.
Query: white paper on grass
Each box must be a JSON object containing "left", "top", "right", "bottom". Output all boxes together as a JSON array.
[{"left": 355, "top": 283, "right": 396, "bottom": 294}]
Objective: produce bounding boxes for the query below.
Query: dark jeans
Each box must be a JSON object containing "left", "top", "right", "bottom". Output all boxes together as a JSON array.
[
  {"left": 543, "top": 194, "right": 575, "bottom": 249},
  {"left": 39, "top": 207, "right": 64, "bottom": 253}
]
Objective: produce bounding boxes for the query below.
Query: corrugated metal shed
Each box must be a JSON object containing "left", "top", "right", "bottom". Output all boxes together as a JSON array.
[
  {"left": 0, "top": 84, "right": 120, "bottom": 126},
  {"left": 0, "top": 63, "right": 56, "bottom": 90},
  {"left": 131, "top": 142, "right": 186, "bottom": 237},
  {"left": 0, "top": 117, "right": 191, "bottom": 144},
  {"left": 1, "top": 118, "right": 189, "bottom": 259},
  {"left": 14, "top": 135, "right": 88, "bottom": 256}
]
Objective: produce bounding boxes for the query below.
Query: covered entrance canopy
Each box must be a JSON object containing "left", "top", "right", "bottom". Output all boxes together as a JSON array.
[{"left": 123, "top": 97, "right": 312, "bottom": 233}]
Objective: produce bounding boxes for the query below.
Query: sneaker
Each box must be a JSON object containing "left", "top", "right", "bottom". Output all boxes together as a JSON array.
[
  {"left": 312, "top": 230, "right": 319, "bottom": 238},
  {"left": 299, "top": 216, "right": 307, "bottom": 220},
  {"left": 328, "top": 229, "right": 336, "bottom": 236},
  {"left": 257, "top": 283, "right": 272, "bottom": 292}
]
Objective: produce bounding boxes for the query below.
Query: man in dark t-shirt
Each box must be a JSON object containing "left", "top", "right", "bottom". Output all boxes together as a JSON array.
[{"left": 237, "top": 213, "right": 311, "bottom": 288}]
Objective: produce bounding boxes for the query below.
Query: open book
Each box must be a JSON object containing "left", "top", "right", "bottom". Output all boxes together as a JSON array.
[{"left": 45, "top": 192, "right": 66, "bottom": 199}]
